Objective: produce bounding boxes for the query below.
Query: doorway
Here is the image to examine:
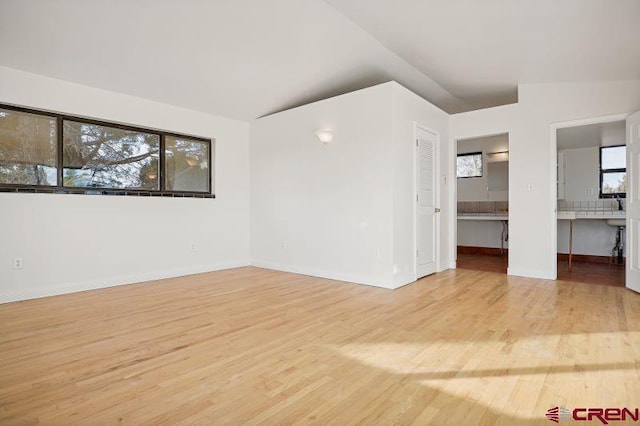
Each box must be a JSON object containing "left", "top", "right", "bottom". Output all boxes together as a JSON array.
[
  {"left": 455, "top": 133, "right": 509, "bottom": 274},
  {"left": 553, "top": 115, "right": 628, "bottom": 287}
]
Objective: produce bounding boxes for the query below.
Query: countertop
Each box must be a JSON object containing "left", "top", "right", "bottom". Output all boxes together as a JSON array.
[
  {"left": 457, "top": 211, "right": 626, "bottom": 221},
  {"left": 557, "top": 210, "right": 625, "bottom": 220},
  {"left": 457, "top": 213, "right": 508, "bottom": 221}
]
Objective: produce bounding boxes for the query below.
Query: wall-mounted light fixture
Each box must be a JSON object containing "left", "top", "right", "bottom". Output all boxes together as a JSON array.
[
  {"left": 315, "top": 130, "right": 333, "bottom": 144},
  {"left": 486, "top": 151, "right": 509, "bottom": 162}
]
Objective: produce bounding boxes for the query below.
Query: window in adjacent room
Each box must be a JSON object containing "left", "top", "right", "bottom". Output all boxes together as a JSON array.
[
  {"left": 456, "top": 152, "right": 483, "bottom": 178},
  {"left": 600, "top": 145, "right": 626, "bottom": 198}
]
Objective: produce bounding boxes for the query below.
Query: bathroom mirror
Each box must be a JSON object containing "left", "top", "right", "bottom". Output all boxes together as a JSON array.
[{"left": 487, "top": 161, "right": 509, "bottom": 191}]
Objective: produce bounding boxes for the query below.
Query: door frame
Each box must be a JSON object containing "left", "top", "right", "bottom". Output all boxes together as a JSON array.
[
  {"left": 414, "top": 123, "right": 441, "bottom": 280},
  {"left": 549, "top": 113, "right": 629, "bottom": 280}
]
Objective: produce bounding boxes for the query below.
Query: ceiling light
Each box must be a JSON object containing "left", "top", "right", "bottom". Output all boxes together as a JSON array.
[{"left": 315, "top": 130, "right": 333, "bottom": 144}]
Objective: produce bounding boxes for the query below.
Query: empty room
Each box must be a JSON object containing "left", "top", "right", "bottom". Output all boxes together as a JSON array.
[{"left": 1, "top": 1, "right": 640, "bottom": 424}]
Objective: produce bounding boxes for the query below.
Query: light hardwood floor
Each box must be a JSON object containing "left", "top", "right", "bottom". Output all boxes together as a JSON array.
[{"left": 1, "top": 267, "right": 639, "bottom": 425}]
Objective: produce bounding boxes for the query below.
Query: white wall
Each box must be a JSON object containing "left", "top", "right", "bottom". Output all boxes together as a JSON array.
[
  {"left": 557, "top": 220, "right": 619, "bottom": 257},
  {"left": 391, "top": 83, "right": 451, "bottom": 286},
  {"left": 457, "top": 134, "right": 509, "bottom": 202},
  {"left": 5, "top": 68, "right": 637, "bottom": 299},
  {"left": 251, "top": 83, "right": 396, "bottom": 288},
  {"left": 251, "top": 82, "right": 452, "bottom": 289},
  {"left": 0, "top": 66, "right": 250, "bottom": 302},
  {"left": 457, "top": 220, "right": 507, "bottom": 249},
  {"left": 601, "top": 121, "right": 626, "bottom": 146},
  {"left": 452, "top": 80, "right": 640, "bottom": 279},
  {"left": 561, "top": 147, "right": 600, "bottom": 201}
]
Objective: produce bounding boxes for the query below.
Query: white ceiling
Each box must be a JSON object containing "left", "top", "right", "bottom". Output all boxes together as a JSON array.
[
  {"left": 1, "top": 0, "right": 639, "bottom": 121},
  {"left": 324, "top": 0, "right": 640, "bottom": 110},
  {"left": 557, "top": 121, "right": 626, "bottom": 150}
]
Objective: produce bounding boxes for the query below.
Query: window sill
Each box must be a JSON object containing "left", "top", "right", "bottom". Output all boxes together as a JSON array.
[{"left": 0, "top": 186, "right": 215, "bottom": 198}]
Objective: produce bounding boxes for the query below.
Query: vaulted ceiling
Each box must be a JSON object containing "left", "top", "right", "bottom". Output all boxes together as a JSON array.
[
  {"left": 1, "top": 0, "right": 638, "bottom": 121},
  {"left": 325, "top": 0, "right": 640, "bottom": 111}
]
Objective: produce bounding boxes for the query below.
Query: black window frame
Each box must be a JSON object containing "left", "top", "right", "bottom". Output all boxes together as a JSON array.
[
  {"left": 456, "top": 151, "right": 483, "bottom": 179},
  {"left": 0, "top": 103, "right": 214, "bottom": 198},
  {"left": 599, "top": 144, "right": 626, "bottom": 199}
]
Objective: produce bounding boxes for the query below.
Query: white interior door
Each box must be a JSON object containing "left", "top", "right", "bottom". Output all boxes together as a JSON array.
[
  {"left": 416, "top": 127, "right": 438, "bottom": 279},
  {"left": 626, "top": 110, "right": 640, "bottom": 293}
]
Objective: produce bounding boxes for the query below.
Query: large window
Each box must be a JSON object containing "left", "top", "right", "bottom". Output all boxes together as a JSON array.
[
  {"left": 0, "top": 104, "right": 213, "bottom": 197},
  {"left": 600, "top": 145, "right": 626, "bottom": 198},
  {"left": 457, "top": 152, "right": 483, "bottom": 178}
]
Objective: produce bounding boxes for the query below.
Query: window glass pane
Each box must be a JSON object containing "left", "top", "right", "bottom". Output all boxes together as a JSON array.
[
  {"left": 601, "top": 146, "right": 626, "bottom": 170},
  {"left": 457, "top": 153, "right": 482, "bottom": 178},
  {"left": 602, "top": 172, "right": 626, "bottom": 195},
  {"left": 165, "top": 136, "right": 210, "bottom": 192},
  {"left": 63, "top": 121, "right": 159, "bottom": 190},
  {"left": 0, "top": 108, "right": 57, "bottom": 186}
]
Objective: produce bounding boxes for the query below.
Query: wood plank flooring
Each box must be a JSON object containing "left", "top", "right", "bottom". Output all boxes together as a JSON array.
[
  {"left": 457, "top": 253, "right": 625, "bottom": 287},
  {"left": 1, "top": 267, "right": 639, "bottom": 425},
  {"left": 457, "top": 253, "right": 508, "bottom": 274}
]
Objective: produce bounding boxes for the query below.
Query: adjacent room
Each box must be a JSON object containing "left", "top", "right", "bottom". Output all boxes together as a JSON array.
[
  {"left": 1, "top": 0, "right": 640, "bottom": 424},
  {"left": 556, "top": 120, "right": 627, "bottom": 286},
  {"left": 456, "top": 134, "right": 510, "bottom": 274}
]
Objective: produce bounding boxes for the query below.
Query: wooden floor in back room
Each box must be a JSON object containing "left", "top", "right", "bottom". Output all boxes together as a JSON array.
[{"left": 457, "top": 253, "right": 625, "bottom": 287}]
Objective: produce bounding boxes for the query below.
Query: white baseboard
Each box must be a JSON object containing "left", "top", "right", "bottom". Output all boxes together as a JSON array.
[
  {"left": 507, "top": 267, "right": 555, "bottom": 280},
  {"left": 250, "top": 260, "right": 395, "bottom": 289},
  {"left": 0, "top": 260, "right": 250, "bottom": 304}
]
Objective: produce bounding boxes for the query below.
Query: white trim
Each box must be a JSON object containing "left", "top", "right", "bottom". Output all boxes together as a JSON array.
[
  {"left": 448, "top": 133, "right": 457, "bottom": 270},
  {"left": 250, "top": 260, "right": 395, "bottom": 289},
  {"left": 0, "top": 261, "right": 250, "bottom": 304},
  {"left": 550, "top": 113, "right": 629, "bottom": 131},
  {"left": 413, "top": 123, "right": 441, "bottom": 280},
  {"left": 549, "top": 113, "right": 628, "bottom": 280},
  {"left": 507, "top": 267, "right": 555, "bottom": 280}
]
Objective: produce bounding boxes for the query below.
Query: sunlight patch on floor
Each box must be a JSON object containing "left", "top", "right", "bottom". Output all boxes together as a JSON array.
[{"left": 327, "top": 331, "right": 640, "bottom": 420}]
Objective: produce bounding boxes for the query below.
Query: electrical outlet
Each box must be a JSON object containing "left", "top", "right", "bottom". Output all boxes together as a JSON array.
[
  {"left": 282, "top": 240, "right": 287, "bottom": 250},
  {"left": 13, "top": 258, "right": 23, "bottom": 270}
]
